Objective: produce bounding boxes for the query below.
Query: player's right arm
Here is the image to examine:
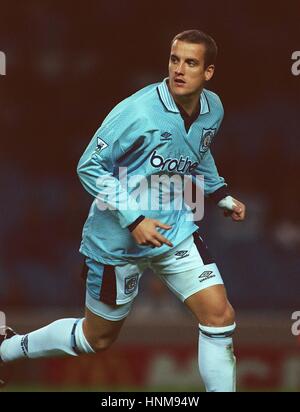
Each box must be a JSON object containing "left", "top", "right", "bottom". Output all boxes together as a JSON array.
[
  {"left": 77, "top": 109, "right": 172, "bottom": 247},
  {"left": 77, "top": 109, "right": 143, "bottom": 229}
]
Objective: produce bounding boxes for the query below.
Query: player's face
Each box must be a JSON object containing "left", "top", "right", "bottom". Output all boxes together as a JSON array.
[{"left": 168, "top": 40, "right": 215, "bottom": 98}]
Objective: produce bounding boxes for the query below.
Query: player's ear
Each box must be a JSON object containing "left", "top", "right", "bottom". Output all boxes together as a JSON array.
[{"left": 204, "top": 64, "right": 215, "bottom": 81}]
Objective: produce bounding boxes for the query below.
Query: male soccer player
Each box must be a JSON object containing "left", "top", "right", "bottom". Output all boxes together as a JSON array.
[{"left": 0, "top": 30, "right": 245, "bottom": 392}]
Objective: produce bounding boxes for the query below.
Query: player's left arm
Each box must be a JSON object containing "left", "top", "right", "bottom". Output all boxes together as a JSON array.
[
  {"left": 195, "top": 95, "right": 246, "bottom": 221},
  {"left": 194, "top": 149, "right": 246, "bottom": 222}
]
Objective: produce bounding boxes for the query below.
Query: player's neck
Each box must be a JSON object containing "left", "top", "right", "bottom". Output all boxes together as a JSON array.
[
  {"left": 169, "top": 87, "right": 202, "bottom": 117},
  {"left": 174, "top": 95, "right": 200, "bottom": 116}
]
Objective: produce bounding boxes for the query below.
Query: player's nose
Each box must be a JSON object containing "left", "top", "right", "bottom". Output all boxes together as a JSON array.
[{"left": 175, "top": 63, "right": 184, "bottom": 75}]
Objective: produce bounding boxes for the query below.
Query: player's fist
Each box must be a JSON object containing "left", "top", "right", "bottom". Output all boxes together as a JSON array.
[{"left": 218, "top": 196, "right": 246, "bottom": 221}]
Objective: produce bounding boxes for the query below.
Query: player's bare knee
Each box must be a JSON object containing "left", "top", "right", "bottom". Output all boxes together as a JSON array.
[
  {"left": 90, "top": 335, "right": 117, "bottom": 352},
  {"left": 224, "top": 303, "right": 235, "bottom": 325},
  {"left": 206, "top": 303, "right": 235, "bottom": 327},
  {"left": 85, "top": 326, "right": 120, "bottom": 352}
]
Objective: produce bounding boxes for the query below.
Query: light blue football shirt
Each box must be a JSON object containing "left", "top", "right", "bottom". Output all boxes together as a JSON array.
[{"left": 77, "top": 78, "right": 226, "bottom": 264}]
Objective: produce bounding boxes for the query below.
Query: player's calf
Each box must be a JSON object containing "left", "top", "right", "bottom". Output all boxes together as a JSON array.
[
  {"left": 185, "top": 287, "right": 236, "bottom": 391},
  {"left": 0, "top": 318, "right": 95, "bottom": 363},
  {"left": 197, "top": 304, "right": 236, "bottom": 392}
]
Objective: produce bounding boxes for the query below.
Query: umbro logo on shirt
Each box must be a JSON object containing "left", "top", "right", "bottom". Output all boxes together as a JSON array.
[
  {"left": 160, "top": 132, "right": 173, "bottom": 141},
  {"left": 175, "top": 250, "right": 189, "bottom": 260},
  {"left": 198, "top": 271, "right": 215, "bottom": 282}
]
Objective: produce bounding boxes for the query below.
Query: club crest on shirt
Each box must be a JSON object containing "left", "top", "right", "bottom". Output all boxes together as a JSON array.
[
  {"left": 124, "top": 274, "right": 139, "bottom": 295},
  {"left": 199, "top": 128, "right": 216, "bottom": 154}
]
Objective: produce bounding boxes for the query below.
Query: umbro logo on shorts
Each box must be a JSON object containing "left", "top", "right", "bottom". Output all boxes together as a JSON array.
[
  {"left": 124, "top": 274, "right": 139, "bottom": 295},
  {"left": 198, "top": 271, "right": 215, "bottom": 282},
  {"left": 174, "top": 250, "right": 189, "bottom": 260}
]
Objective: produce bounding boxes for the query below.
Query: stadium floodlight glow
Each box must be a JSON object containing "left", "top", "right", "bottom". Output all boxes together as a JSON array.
[
  {"left": 0, "top": 311, "right": 6, "bottom": 335},
  {"left": 0, "top": 51, "right": 6, "bottom": 76}
]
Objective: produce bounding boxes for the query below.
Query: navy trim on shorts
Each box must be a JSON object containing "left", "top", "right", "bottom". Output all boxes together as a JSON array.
[
  {"left": 193, "top": 231, "right": 214, "bottom": 265},
  {"left": 99, "top": 265, "right": 117, "bottom": 305}
]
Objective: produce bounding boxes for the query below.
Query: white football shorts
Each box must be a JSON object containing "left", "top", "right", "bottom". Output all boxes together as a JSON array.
[{"left": 84, "top": 230, "right": 223, "bottom": 321}]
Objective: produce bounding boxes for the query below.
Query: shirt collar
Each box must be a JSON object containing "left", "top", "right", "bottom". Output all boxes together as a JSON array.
[{"left": 157, "top": 78, "right": 210, "bottom": 115}]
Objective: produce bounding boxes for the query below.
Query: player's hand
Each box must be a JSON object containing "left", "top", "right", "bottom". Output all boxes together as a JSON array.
[
  {"left": 223, "top": 198, "right": 246, "bottom": 221},
  {"left": 131, "top": 218, "right": 173, "bottom": 248}
]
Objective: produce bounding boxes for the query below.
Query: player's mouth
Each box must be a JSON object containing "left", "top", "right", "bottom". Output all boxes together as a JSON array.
[{"left": 174, "top": 77, "right": 186, "bottom": 87}]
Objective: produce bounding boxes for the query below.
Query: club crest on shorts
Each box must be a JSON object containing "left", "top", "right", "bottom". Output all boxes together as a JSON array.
[
  {"left": 124, "top": 274, "right": 139, "bottom": 295},
  {"left": 199, "top": 128, "right": 216, "bottom": 154},
  {"left": 198, "top": 270, "right": 215, "bottom": 282}
]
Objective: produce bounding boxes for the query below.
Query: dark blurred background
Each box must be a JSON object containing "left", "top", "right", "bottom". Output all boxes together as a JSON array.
[{"left": 0, "top": 0, "right": 300, "bottom": 391}]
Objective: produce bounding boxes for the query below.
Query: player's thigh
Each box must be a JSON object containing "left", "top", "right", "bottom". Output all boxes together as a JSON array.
[{"left": 184, "top": 284, "right": 235, "bottom": 325}]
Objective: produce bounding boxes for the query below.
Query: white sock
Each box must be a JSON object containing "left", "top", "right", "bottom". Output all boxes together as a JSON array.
[
  {"left": 0, "top": 318, "right": 94, "bottom": 362},
  {"left": 198, "top": 323, "right": 236, "bottom": 392}
]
